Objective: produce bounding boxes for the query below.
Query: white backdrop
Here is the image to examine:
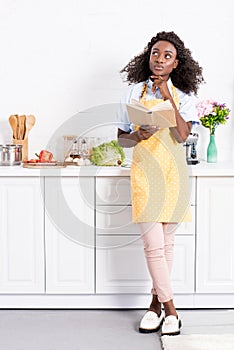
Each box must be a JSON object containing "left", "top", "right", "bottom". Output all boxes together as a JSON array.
[{"left": 0, "top": 0, "right": 233, "bottom": 161}]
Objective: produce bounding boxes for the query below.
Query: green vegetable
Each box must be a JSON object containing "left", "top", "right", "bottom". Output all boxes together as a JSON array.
[{"left": 90, "top": 140, "right": 125, "bottom": 166}]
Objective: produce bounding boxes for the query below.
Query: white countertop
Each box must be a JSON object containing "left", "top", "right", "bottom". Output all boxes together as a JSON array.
[{"left": 1, "top": 161, "right": 234, "bottom": 177}]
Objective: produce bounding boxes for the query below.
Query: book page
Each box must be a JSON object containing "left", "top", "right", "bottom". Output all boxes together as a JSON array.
[
  {"left": 131, "top": 98, "right": 173, "bottom": 112},
  {"left": 129, "top": 99, "right": 149, "bottom": 112},
  {"left": 150, "top": 99, "right": 174, "bottom": 111},
  {"left": 126, "top": 99, "right": 176, "bottom": 128}
]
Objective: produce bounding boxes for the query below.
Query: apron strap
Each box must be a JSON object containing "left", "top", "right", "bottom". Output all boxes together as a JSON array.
[{"left": 140, "top": 82, "right": 180, "bottom": 110}]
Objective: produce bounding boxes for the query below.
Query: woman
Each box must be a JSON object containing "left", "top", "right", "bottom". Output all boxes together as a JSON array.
[{"left": 117, "top": 31, "right": 204, "bottom": 336}]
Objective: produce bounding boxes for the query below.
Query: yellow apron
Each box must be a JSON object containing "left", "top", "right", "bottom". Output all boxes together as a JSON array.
[{"left": 130, "top": 84, "right": 191, "bottom": 223}]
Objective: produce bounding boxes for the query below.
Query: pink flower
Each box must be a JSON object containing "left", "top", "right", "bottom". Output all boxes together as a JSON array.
[
  {"left": 196, "top": 98, "right": 230, "bottom": 135},
  {"left": 196, "top": 99, "right": 215, "bottom": 118}
]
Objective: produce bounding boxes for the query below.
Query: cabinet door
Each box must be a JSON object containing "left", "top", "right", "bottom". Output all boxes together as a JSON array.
[
  {"left": 171, "top": 235, "right": 195, "bottom": 292},
  {"left": 196, "top": 177, "right": 234, "bottom": 292},
  {"left": 96, "top": 235, "right": 151, "bottom": 293},
  {"left": 0, "top": 177, "right": 44, "bottom": 293},
  {"left": 96, "top": 235, "right": 194, "bottom": 293},
  {"left": 45, "top": 177, "right": 95, "bottom": 293}
]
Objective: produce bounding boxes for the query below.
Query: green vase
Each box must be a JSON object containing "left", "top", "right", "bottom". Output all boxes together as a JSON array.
[{"left": 207, "top": 134, "right": 217, "bottom": 163}]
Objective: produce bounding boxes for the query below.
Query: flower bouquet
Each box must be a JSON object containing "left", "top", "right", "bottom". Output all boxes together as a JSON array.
[{"left": 196, "top": 99, "right": 230, "bottom": 162}]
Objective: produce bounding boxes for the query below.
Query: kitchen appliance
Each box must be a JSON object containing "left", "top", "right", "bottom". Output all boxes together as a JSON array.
[
  {"left": 0, "top": 144, "right": 23, "bottom": 166},
  {"left": 184, "top": 133, "right": 199, "bottom": 165}
]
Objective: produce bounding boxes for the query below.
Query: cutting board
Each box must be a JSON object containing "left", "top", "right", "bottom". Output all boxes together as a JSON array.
[{"left": 23, "top": 162, "right": 66, "bottom": 169}]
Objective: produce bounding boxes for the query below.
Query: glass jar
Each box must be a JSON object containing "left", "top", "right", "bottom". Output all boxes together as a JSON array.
[
  {"left": 69, "top": 139, "right": 80, "bottom": 159},
  {"left": 79, "top": 138, "right": 90, "bottom": 159},
  {"left": 63, "top": 135, "right": 77, "bottom": 159}
]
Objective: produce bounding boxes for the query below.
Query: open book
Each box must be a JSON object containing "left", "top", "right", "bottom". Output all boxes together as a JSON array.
[{"left": 126, "top": 99, "right": 177, "bottom": 128}]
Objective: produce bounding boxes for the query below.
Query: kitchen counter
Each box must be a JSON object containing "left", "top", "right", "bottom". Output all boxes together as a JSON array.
[{"left": 1, "top": 161, "right": 234, "bottom": 176}]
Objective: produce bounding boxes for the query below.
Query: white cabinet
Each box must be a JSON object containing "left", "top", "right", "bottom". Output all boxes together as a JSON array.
[
  {"left": 45, "top": 177, "right": 95, "bottom": 293},
  {"left": 96, "top": 177, "right": 196, "bottom": 294},
  {"left": 0, "top": 174, "right": 196, "bottom": 299},
  {"left": 96, "top": 235, "right": 195, "bottom": 294},
  {"left": 3, "top": 172, "right": 234, "bottom": 307},
  {"left": 0, "top": 177, "right": 44, "bottom": 293},
  {"left": 96, "top": 235, "right": 151, "bottom": 293},
  {"left": 196, "top": 177, "right": 234, "bottom": 293}
]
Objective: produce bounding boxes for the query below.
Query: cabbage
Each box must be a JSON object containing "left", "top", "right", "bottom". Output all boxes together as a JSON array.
[{"left": 90, "top": 140, "right": 125, "bottom": 166}]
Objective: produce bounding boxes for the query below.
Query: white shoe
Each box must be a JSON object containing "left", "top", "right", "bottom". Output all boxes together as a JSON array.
[
  {"left": 139, "top": 310, "right": 164, "bottom": 333},
  {"left": 161, "top": 315, "right": 182, "bottom": 336}
]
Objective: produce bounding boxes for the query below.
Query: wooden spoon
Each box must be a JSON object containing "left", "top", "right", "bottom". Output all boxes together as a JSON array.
[
  {"left": 19, "top": 115, "right": 26, "bottom": 140},
  {"left": 24, "top": 115, "right": 36, "bottom": 140},
  {"left": 9, "top": 115, "right": 18, "bottom": 139}
]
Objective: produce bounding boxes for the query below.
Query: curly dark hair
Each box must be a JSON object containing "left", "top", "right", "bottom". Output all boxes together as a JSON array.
[{"left": 120, "top": 31, "right": 204, "bottom": 95}]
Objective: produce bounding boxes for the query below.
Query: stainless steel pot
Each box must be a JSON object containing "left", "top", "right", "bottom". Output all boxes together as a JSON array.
[{"left": 0, "top": 144, "right": 23, "bottom": 166}]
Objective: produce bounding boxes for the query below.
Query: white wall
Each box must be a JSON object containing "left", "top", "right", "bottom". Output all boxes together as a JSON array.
[{"left": 0, "top": 0, "right": 233, "bottom": 161}]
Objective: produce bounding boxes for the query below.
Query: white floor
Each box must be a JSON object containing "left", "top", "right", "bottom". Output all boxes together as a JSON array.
[{"left": 0, "top": 309, "right": 233, "bottom": 350}]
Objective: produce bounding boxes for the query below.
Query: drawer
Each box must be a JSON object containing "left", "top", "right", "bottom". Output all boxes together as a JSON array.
[
  {"left": 96, "top": 206, "right": 140, "bottom": 235},
  {"left": 96, "top": 176, "right": 196, "bottom": 206},
  {"left": 96, "top": 177, "right": 131, "bottom": 205},
  {"left": 96, "top": 205, "right": 195, "bottom": 235}
]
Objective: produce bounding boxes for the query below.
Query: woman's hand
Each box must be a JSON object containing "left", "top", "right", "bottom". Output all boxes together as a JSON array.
[
  {"left": 150, "top": 75, "right": 192, "bottom": 142},
  {"left": 137, "top": 125, "right": 160, "bottom": 140},
  {"left": 151, "top": 75, "right": 171, "bottom": 100},
  {"left": 117, "top": 126, "right": 160, "bottom": 148}
]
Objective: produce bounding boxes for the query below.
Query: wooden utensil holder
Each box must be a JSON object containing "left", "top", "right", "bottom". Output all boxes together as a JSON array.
[{"left": 13, "top": 138, "right": 28, "bottom": 162}]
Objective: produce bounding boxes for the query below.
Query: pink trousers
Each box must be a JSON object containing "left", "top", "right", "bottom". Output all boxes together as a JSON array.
[{"left": 139, "top": 222, "right": 177, "bottom": 303}]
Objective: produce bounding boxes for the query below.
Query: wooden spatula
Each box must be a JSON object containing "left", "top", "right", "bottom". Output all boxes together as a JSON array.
[
  {"left": 24, "top": 115, "right": 36, "bottom": 139},
  {"left": 9, "top": 115, "right": 18, "bottom": 139},
  {"left": 19, "top": 115, "right": 26, "bottom": 140}
]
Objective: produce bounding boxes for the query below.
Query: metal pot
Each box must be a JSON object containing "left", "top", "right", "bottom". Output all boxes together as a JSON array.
[{"left": 0, "top": 144, "right": 23, "bottom": 166}]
